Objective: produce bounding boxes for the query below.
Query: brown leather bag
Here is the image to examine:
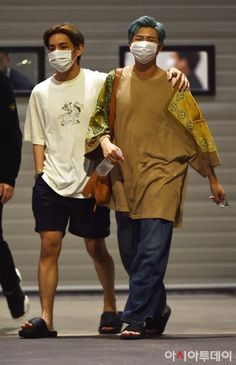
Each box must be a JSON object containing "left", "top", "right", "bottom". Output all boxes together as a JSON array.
[
  {"left": 82, "top": 171, "right": 111, "bottom": 207},
  {"left": 82, "top": 68, "right": 123, "bottom": 208}
]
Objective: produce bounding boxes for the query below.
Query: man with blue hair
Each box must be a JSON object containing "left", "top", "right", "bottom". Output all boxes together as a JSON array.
[{"left": 85, "top": 15, "right": 225, "bottom": 339}]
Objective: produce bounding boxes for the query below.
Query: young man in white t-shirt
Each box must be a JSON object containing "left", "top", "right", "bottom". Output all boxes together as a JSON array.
[
  {"left": 19, "top": 23, "right": 122, "bottom": 338},
  {"left": 19, "top": 23, "right": 188, "bottom": 338}
]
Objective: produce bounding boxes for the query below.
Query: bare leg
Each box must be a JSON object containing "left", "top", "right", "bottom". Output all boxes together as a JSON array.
[
  {"left": 38, "top": 231, "right": 63, "bottom": 330},
  {"left": 85, "top": 238, "right": 116, "bottom": 313},
  {"left": 22, "top": 231, "right": 63, "bottom": 331}
]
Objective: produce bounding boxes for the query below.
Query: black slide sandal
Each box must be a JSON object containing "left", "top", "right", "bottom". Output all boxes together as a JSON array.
[
  {"left": 18, "top": 317, "right": 57, "bottom": 339},
  {"left": 98, "top": 311, "right": 122, "bottom": 334}
]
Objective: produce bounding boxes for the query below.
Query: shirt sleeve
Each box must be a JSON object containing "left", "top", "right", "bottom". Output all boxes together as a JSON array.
[
  {"left": 85, "top": 70, "right": 115, "bottom": 160},
  {"left": 168, "top": 90, "right": 221, "bottom": 176}
]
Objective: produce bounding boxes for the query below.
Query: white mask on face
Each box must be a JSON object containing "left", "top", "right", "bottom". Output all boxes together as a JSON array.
[
  {"left": 48, "top": 49, "right": 76, "bottom": 73},
  {"left": 130, "top": 41, "right": 158, "bottom": 64}
]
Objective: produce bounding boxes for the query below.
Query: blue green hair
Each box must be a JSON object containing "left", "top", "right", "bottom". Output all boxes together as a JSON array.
[{"left": 128, "top": 15, "right": 166, "bottom": 44}]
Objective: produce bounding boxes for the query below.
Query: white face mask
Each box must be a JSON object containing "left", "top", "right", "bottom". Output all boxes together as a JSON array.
[
  {"left": 130, "top": 41, "right": 158, "bottom": 64},
  {"left": 48, "top": 49, "right": 76, "bottom": 73}
]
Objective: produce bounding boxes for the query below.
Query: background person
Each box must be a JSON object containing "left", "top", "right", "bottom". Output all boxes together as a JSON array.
[
  {"left": 0, "top": 71, "right": 30, "bottom": 319},
  {"left": 168, "top": 51, "right": 203, "bottom": 90},
  {"left": 0, "top": 50, "right": 34, "bottom": 91}
]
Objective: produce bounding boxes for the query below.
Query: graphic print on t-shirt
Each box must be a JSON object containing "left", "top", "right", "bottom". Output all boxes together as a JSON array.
[{"left": 60, "top": 101, "right": 84, "bottom": 126}]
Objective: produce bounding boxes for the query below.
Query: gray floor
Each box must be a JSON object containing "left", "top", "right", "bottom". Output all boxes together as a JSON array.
[{"left": 0, "top": 292, "right": 236, "bottom": 365}]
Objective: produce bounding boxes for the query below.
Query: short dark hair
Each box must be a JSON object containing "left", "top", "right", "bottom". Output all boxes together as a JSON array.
[
  {"left": 128, "top": 15, "right": 166, "bottom": 44},
  {"left": 43, "top": 23, "right": 85, "bottom": 63},
  {"left": 177, "top": 52, "right": 200, "bottom": 70}
]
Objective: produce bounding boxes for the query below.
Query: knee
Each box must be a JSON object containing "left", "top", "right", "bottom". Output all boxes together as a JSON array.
[
  {"left": 86, "top": 239, "right": 110, "bottom": 263},
  {"left": 40, "top": 234, "right": 62, "bottom": 260}
]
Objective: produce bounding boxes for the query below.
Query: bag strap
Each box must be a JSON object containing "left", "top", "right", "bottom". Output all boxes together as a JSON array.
[{"left": 109, "top": 68, "right": 123, "bottom": 140}]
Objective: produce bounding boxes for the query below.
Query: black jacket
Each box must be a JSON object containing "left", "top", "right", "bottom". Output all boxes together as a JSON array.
[{"left": 0, "top": 71, "right": 22, "bottom": 187}]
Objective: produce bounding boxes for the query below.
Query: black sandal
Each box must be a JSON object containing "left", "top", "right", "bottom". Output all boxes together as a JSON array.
[
  {"left": 145, "top": 305, "right": 171, "bottom": 336},
  {"left": 18, "top": 317, "right": 57, "bottom": 339},
  {"left": 120, "top": 322, "right": 146, "bottom": 340},
  {"left": 98, "top": 311, "right": 123, "bottom": 334}
]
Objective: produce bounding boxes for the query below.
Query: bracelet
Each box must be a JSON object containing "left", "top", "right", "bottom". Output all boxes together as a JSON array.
[{"left": 35, "top": 170, "right": 43, "bottom": 179}]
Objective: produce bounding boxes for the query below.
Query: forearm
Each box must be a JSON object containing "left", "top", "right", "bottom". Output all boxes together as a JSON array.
[
  {"left": 207, "top": 166, "right": 218, "bottom": 184},
  {"left": 33, "top": 144, "right": 45, "bottom": 173}
]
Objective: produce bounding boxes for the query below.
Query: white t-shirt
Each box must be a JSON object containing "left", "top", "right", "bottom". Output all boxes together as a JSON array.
[{"left": 24, "top": 68, "right": 107, "bottom": 197}]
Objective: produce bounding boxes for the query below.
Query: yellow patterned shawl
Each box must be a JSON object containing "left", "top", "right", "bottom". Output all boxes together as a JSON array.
[
  {"left": 168, "top": 90, "right": 217, "bottom": 154},
  {"left": 86, "top": 70, "right": 116, "bottom": 159}
]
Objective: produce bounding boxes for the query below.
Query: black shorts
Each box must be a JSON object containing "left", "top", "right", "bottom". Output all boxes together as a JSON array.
[{"left": 32, "top": 175, "right": 110, "bottom": 239}]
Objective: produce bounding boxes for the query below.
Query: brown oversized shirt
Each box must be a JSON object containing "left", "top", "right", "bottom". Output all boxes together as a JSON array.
[{"left": 86, "top": 66, "right": 221, "bottom": 227}]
